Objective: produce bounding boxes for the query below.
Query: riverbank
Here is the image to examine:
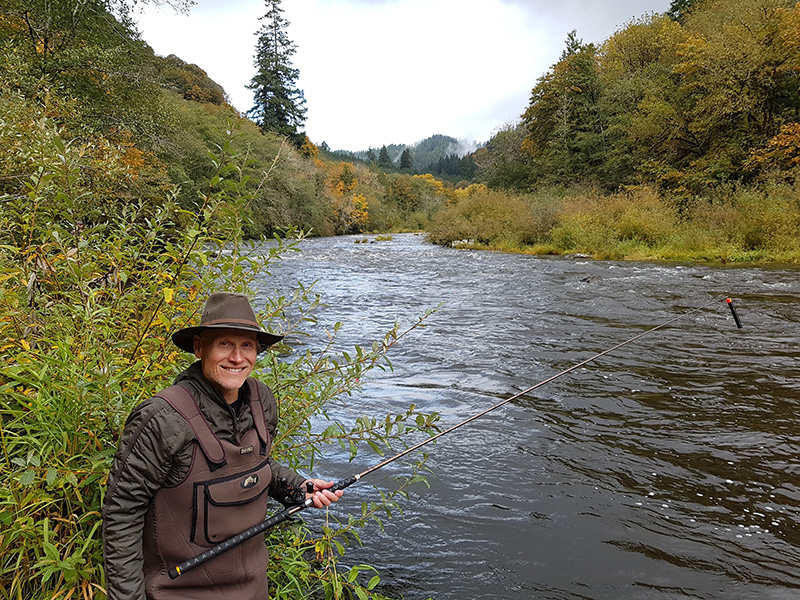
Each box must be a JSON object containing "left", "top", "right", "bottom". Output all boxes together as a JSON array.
[
  {"left": 448, "top": 239, "right": 800, "bottom": 265},
  {"left": 425, "top": 183, "right": 800, "bottom": 265}
]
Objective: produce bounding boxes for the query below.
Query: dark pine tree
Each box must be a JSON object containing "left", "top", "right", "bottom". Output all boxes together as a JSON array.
[
  {"left": 248, "top": 0, "right": 306, "bottom": 144},
  {"left": 378, "top": 145, "right": 393, "bottom": 169},
  {"left": 399, "top": 148, "right": 414, "bottom": 171},
  {"left": 667, "top": 0, "right": 698, "bottom": 22}
]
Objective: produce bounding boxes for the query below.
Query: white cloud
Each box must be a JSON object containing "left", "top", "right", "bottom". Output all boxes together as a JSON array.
[{"left": 134, "top": 0, "right": 670, "bottom": 151}]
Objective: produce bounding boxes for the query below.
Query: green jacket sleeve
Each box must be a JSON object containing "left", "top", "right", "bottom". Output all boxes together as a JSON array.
[{"left": 102, "top": 399, "right": 192, "bottom": 600}]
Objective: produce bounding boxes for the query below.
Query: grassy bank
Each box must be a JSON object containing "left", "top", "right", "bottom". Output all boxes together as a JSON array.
[{"left": 426, "top": 182, "right": 800, "bottom": 264}]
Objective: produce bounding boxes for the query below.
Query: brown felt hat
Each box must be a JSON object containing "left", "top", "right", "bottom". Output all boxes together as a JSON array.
[{"left": 171, "top": 292, "right": 284, "bottom": 353}]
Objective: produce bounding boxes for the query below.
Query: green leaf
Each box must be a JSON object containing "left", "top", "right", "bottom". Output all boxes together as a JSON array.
[
  {"left": 347, "top": 565, "right": 360, "bottom": 583},
  {"left": 45, "top": 468, "right": 58, "bottom": 486},
  {"left": 19, "top": 469, "right": 35, "bottom": 486},
  {"left": 367, "top": 440, "right": 384, "bottom": 456}
]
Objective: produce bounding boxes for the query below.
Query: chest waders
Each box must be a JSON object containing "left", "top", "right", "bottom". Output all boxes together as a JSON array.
[{"left": 142, "top": 380, "right": 273, "bottom": 600}]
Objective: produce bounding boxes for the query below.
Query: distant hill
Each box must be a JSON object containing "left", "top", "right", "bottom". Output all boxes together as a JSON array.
[{"left": 323, "top": 133, "right": 483, "bottom": 176}]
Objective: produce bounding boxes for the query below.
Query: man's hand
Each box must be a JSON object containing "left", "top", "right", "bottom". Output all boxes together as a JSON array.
[{"left": 303, "top": 479, "right": 344, "bottom": 508}]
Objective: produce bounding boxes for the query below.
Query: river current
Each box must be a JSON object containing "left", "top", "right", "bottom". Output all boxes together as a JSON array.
[{"left": 255, "top": 233, "right": 800, "bottom": 600}]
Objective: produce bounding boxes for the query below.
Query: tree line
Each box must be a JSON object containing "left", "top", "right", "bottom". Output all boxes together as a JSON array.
[
  {"left": 476, "top": 0, "right": 800, "bottom": 195},
  {"left": 426, "top": 0, "right": 800, "bottom": 263},
  {"left": 1, "top": 0, "right": 459, "bottom": 244}
]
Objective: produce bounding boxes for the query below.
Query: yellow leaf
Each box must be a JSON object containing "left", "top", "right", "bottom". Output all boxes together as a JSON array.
[{"left": 163, "top": 288, "right": 174, "bottom": 303}]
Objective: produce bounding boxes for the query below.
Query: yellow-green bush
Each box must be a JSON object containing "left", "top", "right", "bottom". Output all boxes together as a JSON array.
[
  {"left": 427, "top": 179, "right": 800, "bottom": 263},
  {"left": 0, "top": 121, "right": 439, "bottom": 600},
  {"left": 427, "top": 187, "right": 540, "bottom": 247}
]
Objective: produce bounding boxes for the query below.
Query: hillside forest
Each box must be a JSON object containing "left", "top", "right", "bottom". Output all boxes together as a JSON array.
[
  {"left": 3, "top": 0, "right": 800, "bottom": 261},
  {"left": 2, "top": 0, "right": 800, "bottom": 598}
]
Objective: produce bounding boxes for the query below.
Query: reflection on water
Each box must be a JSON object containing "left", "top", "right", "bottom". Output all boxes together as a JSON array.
[{"left": 257, "top": 233, "right": 800, "bottom": 600}]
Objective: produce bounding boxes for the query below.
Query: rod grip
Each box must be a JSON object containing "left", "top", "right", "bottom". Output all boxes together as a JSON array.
[
  {"left": 168, "top": 506, "right": 295, "bottom": 579},
  {"left": 330, "top": 475, "right": 358, "bottom": 493}
]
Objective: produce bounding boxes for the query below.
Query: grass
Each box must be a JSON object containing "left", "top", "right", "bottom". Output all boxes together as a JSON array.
[{"left": 427, "top": 182, "right": 800, "bottom": 264}]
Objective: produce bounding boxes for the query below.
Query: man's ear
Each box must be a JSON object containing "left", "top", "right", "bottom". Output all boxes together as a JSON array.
[{"left": 192, "top": 334, "right": 203, "bottom": 359}]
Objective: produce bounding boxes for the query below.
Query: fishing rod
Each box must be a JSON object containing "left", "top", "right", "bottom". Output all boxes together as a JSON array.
[{"left": 169, "top": 295, "right": 743, "bottom": 579}]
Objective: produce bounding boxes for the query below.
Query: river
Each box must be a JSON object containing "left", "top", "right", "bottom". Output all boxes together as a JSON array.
[{"left": 256, "top": 232, "right": 800, "bottom": 600}]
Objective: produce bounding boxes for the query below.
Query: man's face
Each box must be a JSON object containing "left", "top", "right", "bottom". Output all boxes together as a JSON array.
[{"left": 193, "top": 328, "right": 258, "bottom": 403}]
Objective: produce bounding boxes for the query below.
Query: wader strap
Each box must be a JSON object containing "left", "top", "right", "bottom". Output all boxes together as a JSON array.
[
  {"left": 156, "top": 384, "right": 226, "bottom": 467},
  {"left": 246, "top": 378, "right": 270, "bottom": 451}
]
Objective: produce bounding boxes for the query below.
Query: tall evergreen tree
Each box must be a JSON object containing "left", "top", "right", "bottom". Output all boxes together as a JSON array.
[
  {"left": 248, "top": 0, "right": 306, "bottom": 143},
  {"left": 378, "top": 145, "right": 393, "bottom": 169},
  {"left": 399, "top": 148, "right": 414, "bottom": 171}
]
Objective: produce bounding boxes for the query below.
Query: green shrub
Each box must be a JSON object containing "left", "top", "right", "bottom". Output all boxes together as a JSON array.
[
  {"left": 0, "top": 124, "right": 439, "bottom": 599},
  {"left": 427, "top": 188, "right": 539, "bottom": 247},
  {"left": 426, "top": 180, "right": 800, "bottom": 263}
]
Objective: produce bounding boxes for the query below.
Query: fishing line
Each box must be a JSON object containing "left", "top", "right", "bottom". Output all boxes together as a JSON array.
[{"left": 169, "top": 294, "right": 743, "bottom": 579}]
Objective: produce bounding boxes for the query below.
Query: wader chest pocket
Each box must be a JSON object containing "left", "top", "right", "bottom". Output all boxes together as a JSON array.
[{"left": 192, "top": 460, "right": 272, "bottom": 545}]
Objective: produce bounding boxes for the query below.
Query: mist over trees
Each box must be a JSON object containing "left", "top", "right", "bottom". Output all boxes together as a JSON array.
[{"left": 326, "top": 134, "right": 481, "bottom": 180}]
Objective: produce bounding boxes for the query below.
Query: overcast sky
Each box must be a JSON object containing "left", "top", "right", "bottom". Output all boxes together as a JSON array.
[{"left": 134, "top": 0, "right": 671, "bottom": 151}]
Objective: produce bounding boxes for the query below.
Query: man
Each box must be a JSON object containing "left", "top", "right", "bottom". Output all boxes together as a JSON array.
[{"left": 103, "top": 292, "right": 342, "bottom": 599}]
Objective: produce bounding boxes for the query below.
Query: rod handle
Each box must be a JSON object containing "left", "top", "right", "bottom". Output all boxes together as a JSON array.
[
  {"left": 168, "top": 504, "right": 297, "bottom": 579},
  {"left": 330, "top": 475, "right": 358, "bottom": 493},
  {"left": 168, "top": 474, "right": 359, "bottom": 580}
]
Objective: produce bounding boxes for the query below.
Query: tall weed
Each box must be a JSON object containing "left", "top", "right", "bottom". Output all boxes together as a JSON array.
[{"left": 427, "top": 187, "right": 539, "bottom": 247}]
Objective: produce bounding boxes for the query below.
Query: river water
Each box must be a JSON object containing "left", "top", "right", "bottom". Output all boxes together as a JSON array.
[{"left": 256, "top": 233, "right": 800, "bottom": 600}]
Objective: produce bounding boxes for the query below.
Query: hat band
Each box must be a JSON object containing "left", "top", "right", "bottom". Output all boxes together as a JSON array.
[{"left": 202, "top": 317, "right": 260, "bottom": 328}]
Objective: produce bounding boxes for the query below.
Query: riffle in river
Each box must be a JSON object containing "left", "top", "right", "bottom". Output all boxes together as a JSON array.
[{"left": 257, "top": 233, "right": 800, "bottom": 600}]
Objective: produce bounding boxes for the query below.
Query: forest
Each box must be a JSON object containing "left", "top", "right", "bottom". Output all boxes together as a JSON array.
[
  {"left": 432, "top": 0, "right": 800, "bottom": 262},
  {"left": 4, "top": 0, "right": 800, "bottom": 262},
  {"left": 2, "top": 0, "right": 800, "bottom": 598}
]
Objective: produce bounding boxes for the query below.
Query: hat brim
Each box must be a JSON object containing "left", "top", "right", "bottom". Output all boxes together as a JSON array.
[{"left": 172, "top": 323, "right": 284, "bottom": 353}]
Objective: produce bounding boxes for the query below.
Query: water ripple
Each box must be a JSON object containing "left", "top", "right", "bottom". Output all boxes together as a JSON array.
[{"left": 262, "top": 234, "right": 800, "bottom": 600}]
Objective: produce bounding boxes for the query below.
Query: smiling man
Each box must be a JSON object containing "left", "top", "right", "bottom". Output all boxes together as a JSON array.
[{"left": 102, "top": 293, "right": 342, "bottom": 600}]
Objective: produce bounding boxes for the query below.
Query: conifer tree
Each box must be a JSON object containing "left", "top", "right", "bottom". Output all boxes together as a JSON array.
[
  {"left": 667, "top": 0, "right": 698, "bottom": 22},
  {"left": 378, "top": 145, "right": 393, "bottom": 169},
  {"left": 399, "top": 148, "right": 414, "bottom": 171},
  {"left": 248, "top": 0, "right": 306, "bottom": 144}
]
